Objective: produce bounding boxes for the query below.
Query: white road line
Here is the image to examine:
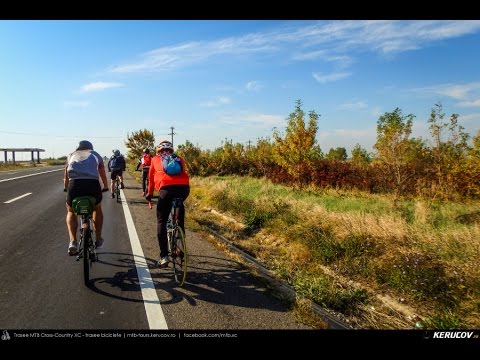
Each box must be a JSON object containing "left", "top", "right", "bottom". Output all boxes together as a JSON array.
[
  {"left": 120, "top": 188, "right": 168, "bottom": 330},
  {"left": 4, "top": 192, "right": 32, "bottom": 203},
  {"left": 0, "top": 168, "right": 63, "bottom": 183}
]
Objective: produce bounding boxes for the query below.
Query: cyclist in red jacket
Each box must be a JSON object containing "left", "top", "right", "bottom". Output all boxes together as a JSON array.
[
  {"left": 146, "top": 140, "right": 190, "bottom": 267},
  {"left": 135, "top": 148, "right": 153, "bottom": 196}
]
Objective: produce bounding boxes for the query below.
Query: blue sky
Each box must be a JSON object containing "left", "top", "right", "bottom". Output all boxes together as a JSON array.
[{"left": 1, "top": 20, "right": 480, "bottom": 160}]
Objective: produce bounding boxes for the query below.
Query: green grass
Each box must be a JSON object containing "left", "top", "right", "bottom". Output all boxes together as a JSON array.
[{"left": 425, "top": 310, "right": 464, "bottom": 329}]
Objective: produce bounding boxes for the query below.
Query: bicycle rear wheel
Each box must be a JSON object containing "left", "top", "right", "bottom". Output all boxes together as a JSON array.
[
  {"left": 171, "top": 226, "right": 187, "bottom": 286},
  {"left": 116, "top": 181, "right": 121, "bottom": 203},
  {"left": 82, "top": 228, "right": 91, "bottom": 286}
]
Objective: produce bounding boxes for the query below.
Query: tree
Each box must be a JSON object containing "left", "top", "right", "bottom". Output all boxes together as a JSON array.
[
  {"left": 351, "top": 143, "right": 371, "bottom": 166},
  {"left": 272, "top": 100, "right": 321, "bottom": 185},
  {"left": 125, "top": 129, "right": 155, "bottom": 160},
  {"left": 471, "top": 129, "right": 480, "bottom": 158},
  {"left": 177, "top": 140, "right": 203, "bottom": 176},
  {"left": 428, "top": 102, "right": 470, "bottom": 198},
  {"left": 374, "top": 108, "right": 417, "bottom": 197},
  {"left": 326, "top": 147, "right": 347, "bottom": 161},
  {"left": 246, "top": 137, "right": 276, "bottom": 177}
]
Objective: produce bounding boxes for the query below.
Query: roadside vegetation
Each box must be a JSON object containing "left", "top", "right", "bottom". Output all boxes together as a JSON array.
[
  {"left": 187, "top": 175, "right": 480, "bottom": 329},
  {"left": 126, "top": 100, "right": 480, "bottom": 328}
]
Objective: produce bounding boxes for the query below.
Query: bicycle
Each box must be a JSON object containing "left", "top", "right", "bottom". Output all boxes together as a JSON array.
[
  {"left": 165, "top": 197, "right": 188, "bottom": 286},
  {"left": 114, "top": 175, "right": 121, "bottom": 203},
  {"left": 71, "top": 195, "right": 97, "bottom": 286}
]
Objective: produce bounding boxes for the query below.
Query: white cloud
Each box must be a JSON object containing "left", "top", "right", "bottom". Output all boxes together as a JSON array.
[
  {"left": 63, "top": 101, "right": 90, "bottom": 108},
  {"left": 108, "top": 20, "right": 480, "bottom": 73},
  {"left": 293, "top": 51, "right": 353, "bottom": 69},
  {"left": 457, "top": 99, "right": 480, "bottom": 107},
  {"left": 292, "top": 49, "right": 328, "bottom": 60},
  {"left": 200, "top": 96, "right": 231, "bottom": 107},
  {"left": 340, "top": 101, "right": 368, "bottom": 110},
  {"left": 220, "top": 112, "right": 284, "bottom": 126},
  {"left": 80, "top": 82, "right": 124, "bottom": 92},
  {"left": 413, "top": 82, "right": 480, "bottom": 100},
  {"left": 313, "top": 72, "right": 351, "bottom": 84},
  {"left": 246, "top": 81, "right": 264, "bottom": 92}
]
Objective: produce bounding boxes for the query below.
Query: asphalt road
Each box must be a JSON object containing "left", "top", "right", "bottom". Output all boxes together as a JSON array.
[{"left": 0, "top": 166, "right": 309, "bottom": 330}]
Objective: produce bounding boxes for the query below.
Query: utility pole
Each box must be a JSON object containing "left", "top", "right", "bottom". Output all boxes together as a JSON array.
[{"left": 168, "top": 126, "right": 176, "bottom": 147}]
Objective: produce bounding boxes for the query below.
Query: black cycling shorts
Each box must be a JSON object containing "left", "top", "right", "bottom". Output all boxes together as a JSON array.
[
  {"left": 111, "top": 169, "right": 123, "bottom": 180},
  {"left": 66, "top": 179, "right": 102, "bottom": 207}
]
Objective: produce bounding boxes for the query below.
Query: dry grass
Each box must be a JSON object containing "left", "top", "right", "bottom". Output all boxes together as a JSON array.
[{"left": 188, "top": 176, "right": 480, "bottom": 329}]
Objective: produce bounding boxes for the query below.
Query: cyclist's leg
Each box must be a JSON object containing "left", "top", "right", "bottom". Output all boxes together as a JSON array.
[
  {"left": 65, "top": 182, "right": 79, "bottom": 245},
  {"left": 142, "top": 169, "right": 148, "bottom": 194},
  {"left": 118, "top": 171, "right": 124, "bottom": 188},
  {"left": 90, "top": 181, "right": 103, "bottom": 243},
  {"left": 156, "top": 188, "right": 172, "bottom": 259},
  {"left": 66, "top": 204, "right": 78, "bottom": 243},
  {"left": 109, "top": 170, "right": 116, "bottom": 194}
]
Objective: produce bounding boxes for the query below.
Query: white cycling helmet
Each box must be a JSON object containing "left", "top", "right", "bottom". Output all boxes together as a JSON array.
[{"left": 156, "top": 141, "right": 173, "bottom": 153}]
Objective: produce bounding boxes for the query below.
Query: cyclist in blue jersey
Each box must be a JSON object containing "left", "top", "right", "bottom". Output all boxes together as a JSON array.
[{"left": 108, "top": 149, "right": 126, "bottom": 198}]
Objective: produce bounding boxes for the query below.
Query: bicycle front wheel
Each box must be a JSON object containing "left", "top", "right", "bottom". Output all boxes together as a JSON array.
[{"left": 171, "top": 227, "right": 187, "bottom": 286}]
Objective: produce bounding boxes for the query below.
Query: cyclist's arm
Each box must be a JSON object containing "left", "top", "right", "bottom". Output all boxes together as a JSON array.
[
  {"left": 63, "top": 164, "right": 69, "bottom": 190},
  {"left": 98, "top": 164, "right": 109, "bottom": 190}
]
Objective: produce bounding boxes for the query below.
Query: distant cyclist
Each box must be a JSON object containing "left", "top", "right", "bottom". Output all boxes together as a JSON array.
[
  {"left": 135, "top": 148, "right": 153, "bottom": 196},
  {"left": 146, "top": 140, "right": 190, "bottom": 267},
  {"left": 64, "top": 140, "right": 109, "bottom": 255},
  {"left": 108, "top": 149, "right": 126, "bottom": 198}
]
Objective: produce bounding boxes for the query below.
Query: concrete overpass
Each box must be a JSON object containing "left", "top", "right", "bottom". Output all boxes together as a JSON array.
[{"left": 0, "top": 148, "right": 45, "bottom": 164}]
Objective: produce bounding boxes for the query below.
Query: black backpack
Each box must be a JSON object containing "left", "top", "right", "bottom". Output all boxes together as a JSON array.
[{"left": 110, "top": 155, "right": 123, "bottom": 170}]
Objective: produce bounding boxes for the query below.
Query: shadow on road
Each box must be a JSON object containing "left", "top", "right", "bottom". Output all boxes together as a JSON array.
[{"left": 86, "top": 251, "right": 290, "bottom": 313}]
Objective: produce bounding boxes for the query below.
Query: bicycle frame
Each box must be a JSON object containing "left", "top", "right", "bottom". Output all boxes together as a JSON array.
[{"left": 72, "top": 195, "right": 97, "bottom": 286}]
